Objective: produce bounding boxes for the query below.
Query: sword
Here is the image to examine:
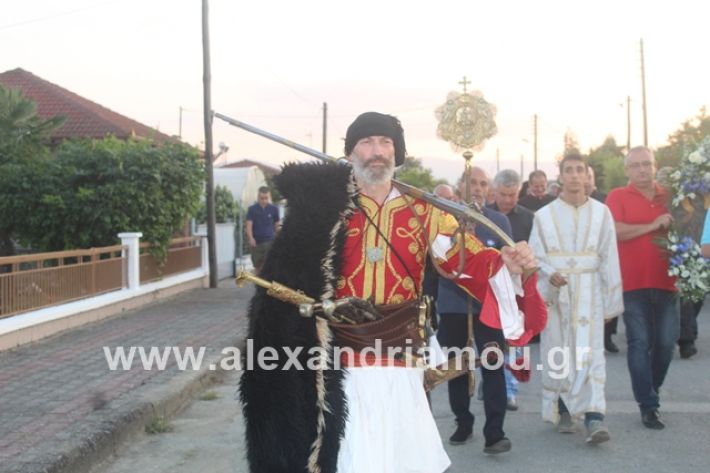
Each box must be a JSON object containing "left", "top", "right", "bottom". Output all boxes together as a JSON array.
[
  {"left": 236, "top": 269, "right": 358, "bottom": 324},
  {"left": 213, "top": 111, "right": 515, "bottom": 247}
]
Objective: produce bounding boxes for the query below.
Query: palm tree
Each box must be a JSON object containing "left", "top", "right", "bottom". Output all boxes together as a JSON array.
[
  {"left": 0, "top": 85, "right": 64, "bottom": 255},
  {"left": 0, "top": 84, "right": 64, "bottom": 165}
]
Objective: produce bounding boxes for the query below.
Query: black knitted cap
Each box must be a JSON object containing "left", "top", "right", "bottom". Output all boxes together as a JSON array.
[{"left": 344, "top": 112, "right": 406, "bottom": 166}]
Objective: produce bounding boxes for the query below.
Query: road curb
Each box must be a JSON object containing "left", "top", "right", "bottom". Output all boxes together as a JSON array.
[{"left": 28, "top": 346, "right": 237, "bottom": 473}]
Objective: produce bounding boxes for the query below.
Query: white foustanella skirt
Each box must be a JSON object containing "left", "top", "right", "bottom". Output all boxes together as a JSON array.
[{"left": 336, "top": 366, "right": 451, "bottom": 473}]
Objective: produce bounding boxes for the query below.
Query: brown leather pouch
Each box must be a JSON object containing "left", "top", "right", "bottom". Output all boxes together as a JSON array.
[{"left": 328, "top": 300, "right": 423, "bottom": 352}]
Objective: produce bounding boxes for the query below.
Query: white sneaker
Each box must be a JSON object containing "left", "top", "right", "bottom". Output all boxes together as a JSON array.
[
  {"left": 586, "top": 419, "right": 610, "bottom": 444},
  {"left": 506, "top": 396, "right": 518, "bottom": 411}
]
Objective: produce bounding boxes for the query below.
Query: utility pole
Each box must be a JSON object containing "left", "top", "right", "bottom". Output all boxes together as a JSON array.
[
  {"left": 322, "top": 102, "right": 328, "bottom": 154},
  {"left": 533, "top": 114, "right": 538, "bottom": 170},
  {"left": 626, "top": 95, "right": 631, "bottom": 151},
  {"left": 202, "top": 0, "right": 218, "bottom": 288},
  {"left": 520, "top": 154, "right": 524, "bottom": 178},
  {"left": 640, "top": 38, "right": 648, "bottom": 147},
  {"left": 496, "top": 148, "right": 500, "bottom": 173},
  {"left": 179, "top": 106, "right": 183, "bottom": 139}
]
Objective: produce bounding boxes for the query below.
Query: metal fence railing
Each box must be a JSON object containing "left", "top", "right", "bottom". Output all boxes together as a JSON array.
[
  {"left": 0, "top": 245, "right": 126, "bottom": 319},
  {"left": 139, "top": 236, "right": 202, "bottom": 284}
]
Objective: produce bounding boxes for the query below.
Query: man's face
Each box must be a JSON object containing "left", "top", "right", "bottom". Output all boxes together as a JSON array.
[
  {"left": 494, "top": 185, "right": 520, "bottom": 214},
  {"left": 459, "top": 168, "right": 489, "bottom": 206},
  {"left": 350, "top": 135, "right": 396, "bottom": 185},
  {"left": 559, "top": 160, "right": 587, "bottom": 194},
  {"left": 529, "top": 176, "right": 547, "bottom": 197},
  {"left": 258, "top": 192, "right": 270, "bottom": 207},
  {"left": 625, "top": 149, "right": 656, "bottom": 187},
  {"left": 434, "top": 185, "right": 458, "bottom": 202}
]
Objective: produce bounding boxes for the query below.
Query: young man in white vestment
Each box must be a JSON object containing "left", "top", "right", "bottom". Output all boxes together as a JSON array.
[{"left": 528, "top": 153, "right": 624, "bottom": 444}]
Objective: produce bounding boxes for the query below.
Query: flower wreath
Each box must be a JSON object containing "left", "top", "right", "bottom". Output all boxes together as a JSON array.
[{"left": 664, "top": 137, "right": 710, "bottom": 302}]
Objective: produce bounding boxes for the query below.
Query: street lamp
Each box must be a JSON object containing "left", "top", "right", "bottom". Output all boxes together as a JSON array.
[{"left": 213, "top": 141, "right": 229, "bottom": 162}]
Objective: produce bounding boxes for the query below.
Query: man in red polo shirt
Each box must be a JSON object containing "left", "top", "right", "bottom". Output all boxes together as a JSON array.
[{"left": 606, "top": 146, "right": 679, "bottom": 431}]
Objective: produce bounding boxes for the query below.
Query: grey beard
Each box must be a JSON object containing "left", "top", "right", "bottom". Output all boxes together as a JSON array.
[{"left": 352, "top": 159, "right": 395, "bottom": 185}]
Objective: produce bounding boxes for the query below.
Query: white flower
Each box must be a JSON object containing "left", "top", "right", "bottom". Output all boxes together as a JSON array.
[{"left": 688, "top": 151, "right": 703, "bottom": 164}]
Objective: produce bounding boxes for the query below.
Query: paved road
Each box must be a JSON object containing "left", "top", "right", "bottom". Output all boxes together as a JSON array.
[{"left": 91, "top": 297, "right": 710, "bottom": 473}]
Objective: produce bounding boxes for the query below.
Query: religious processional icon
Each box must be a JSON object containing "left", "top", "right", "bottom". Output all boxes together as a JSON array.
[
  {"left": 433, "top": 78, "right": 501, "bottom": 399},
  {"left": 435, "top": 76, "right": 497, "bottom": 153}
]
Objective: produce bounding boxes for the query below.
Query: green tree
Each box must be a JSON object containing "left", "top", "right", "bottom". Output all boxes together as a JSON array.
[
  {"left": 395, "top": 157, "right": 448, "bottom": 192},
  {"left": 0, "top": 85, "right": 64, "bottom": 255},
  {"left": 587, "top": 136, "right": 626, "bottom": 192},
  {"left": 655, "top": 107, "right": 710, "bottom": 168},
  {"left": 196, "top": 185, "right": 239, "bottom": 224},
  {"left": 264, "top": 173, "right": 283, "bottom": 203},
  {"left": 5, "top": 137, "right": 204, "bottom": 263},
  {"left": 599, "top": 158, "right": 626, "bottom": 192}
]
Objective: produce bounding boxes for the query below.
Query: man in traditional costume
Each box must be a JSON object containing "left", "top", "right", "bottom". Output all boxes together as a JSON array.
[
  {"left": 529, "top": 153, "right": 623, "bottom": 444},
  {"left": 240, "top": 112, "right": 546, "bottom": 473}
]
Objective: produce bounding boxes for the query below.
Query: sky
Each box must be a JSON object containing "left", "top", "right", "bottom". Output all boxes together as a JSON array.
[{"left": 2, "top": 0, "right": 710, "bottom": 184}]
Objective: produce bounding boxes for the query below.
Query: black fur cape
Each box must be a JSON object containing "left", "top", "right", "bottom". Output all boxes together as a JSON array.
[{"left": 240, "top": 161, "right": 357, "bottom": 473}]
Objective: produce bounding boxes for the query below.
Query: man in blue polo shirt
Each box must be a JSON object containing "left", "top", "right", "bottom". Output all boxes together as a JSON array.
[{"left": 246, "top": 186, "right": 280, "bottom": 273}]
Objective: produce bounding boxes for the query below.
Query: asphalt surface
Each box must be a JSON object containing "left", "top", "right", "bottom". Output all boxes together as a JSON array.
[{"left": 87, "top": 294, "right": 710, "bottom": 473}]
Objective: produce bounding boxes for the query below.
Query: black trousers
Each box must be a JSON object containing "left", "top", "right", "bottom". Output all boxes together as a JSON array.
[
  {"left": 679, "top": 298, "right": 703, "bottom": 345},
  {"left": 437, "top": 312, "right": 507, "bottom": 444},
  {"left": 605, "top": 316, "right": 619, "bottom": 338}
]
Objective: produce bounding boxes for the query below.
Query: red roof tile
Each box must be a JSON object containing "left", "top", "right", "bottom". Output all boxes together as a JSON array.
[{"left": 0, "top": 68, "right": 177, "bottom": 144}]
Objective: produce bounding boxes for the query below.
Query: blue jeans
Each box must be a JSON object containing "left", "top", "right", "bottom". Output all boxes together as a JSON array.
[
  {"left": 623, "top": 289, "right": 680, "bottom": 413},
  {"left": 504, "top": 348, "right": 520, "bottom": 398}
]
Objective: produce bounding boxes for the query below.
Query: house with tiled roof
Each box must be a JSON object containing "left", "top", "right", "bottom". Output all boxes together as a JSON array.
[{"left": 0, "top": 68, "right": 177, "bottom": 145}]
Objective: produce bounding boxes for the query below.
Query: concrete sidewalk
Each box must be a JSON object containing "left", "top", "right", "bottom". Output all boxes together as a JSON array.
[{"left": 0, "top": 279, "right": 250, "bottom": 473}]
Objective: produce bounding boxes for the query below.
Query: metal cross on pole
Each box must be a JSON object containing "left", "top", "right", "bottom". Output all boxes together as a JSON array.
[{"left": 458, "top": 76, "right": 471, "bottom": 94}]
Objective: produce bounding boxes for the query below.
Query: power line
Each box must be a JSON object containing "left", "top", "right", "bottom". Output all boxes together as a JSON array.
[{"left": 264, "top": 69, "right": 319, "bottom": 108}]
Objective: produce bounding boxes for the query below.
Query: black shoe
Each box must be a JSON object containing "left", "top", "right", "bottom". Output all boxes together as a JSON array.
[
  {"left": 641, "top": 410, "right": 665, "bottom": 430},
  {"left": 483, "top": 437, "right": 512, "bottom": 454},
  {"left": 679, "top": 342, "right": 698, "bottom": 359},
  {"left": 605, "top": 336, "right": 619, "bottom": 353},
  {"left": 449, "top": 423, "right": 473, "bottom": 445}
]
